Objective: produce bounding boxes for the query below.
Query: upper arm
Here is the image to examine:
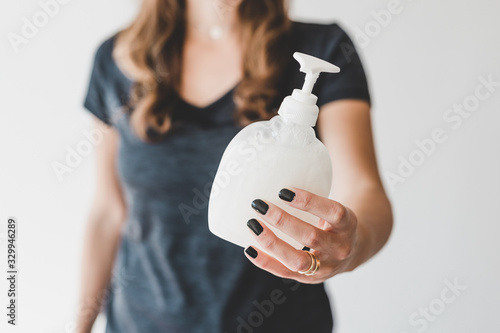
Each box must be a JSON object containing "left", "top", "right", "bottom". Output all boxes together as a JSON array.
[
  {"left": 83, "top": 39, "right": 126, "bottom": 225},
  {"left": 317, "top": 99, "right": 384, "bottom": 200},
  {"left": 88, "top": 118, "right": 126, "bottom": 227}
]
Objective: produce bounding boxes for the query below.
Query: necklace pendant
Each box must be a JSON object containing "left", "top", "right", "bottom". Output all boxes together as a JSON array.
[{"left": 209, "top": 26, "right": 224, "bottom": 40}]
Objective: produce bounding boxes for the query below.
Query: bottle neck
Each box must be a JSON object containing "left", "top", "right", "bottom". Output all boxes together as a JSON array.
[{"left": 277, "top": 90, "right": 319, "bottom": 127}]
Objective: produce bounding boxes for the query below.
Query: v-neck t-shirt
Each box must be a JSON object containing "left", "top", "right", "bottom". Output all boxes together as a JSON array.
[{"left": 83, "top": 21, "right": 370, "bottom": 333}]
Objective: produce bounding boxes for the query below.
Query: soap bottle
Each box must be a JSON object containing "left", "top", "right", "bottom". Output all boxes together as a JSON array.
[{"left": 208, "top": 52, "right": 340, "bottom": 249}]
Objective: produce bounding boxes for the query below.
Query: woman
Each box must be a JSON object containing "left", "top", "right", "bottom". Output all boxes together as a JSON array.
[{"left": 78, "top": 0, "right": 393, "bottom": 332}]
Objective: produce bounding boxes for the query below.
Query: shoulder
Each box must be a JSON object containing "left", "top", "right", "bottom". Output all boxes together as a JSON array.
[
  {"left": 84, "top": 34, "right": 132, "bottom": 125},
  {"left": 291, "top": 21, "right": 345, "bottom": 36},
  {"left": 90, "top": 34, "right": 119, "bottom": 76},
  {"left": 290, "top": 21, "right": 352, "bottom": 51},
  {"left": 88, "top": 33, "right": 132, "bottom": 100},
  {"left": 289, "top": 20, "right": 364, "bottom": 71}
]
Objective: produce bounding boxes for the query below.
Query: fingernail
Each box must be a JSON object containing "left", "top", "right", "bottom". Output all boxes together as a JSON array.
[
  {"left": 251, "top": 199, "right": 269, "bottom": 215},
  {"left": 247, "top": 219, "right": 263, "bottom": 236},
  {"left": 302, "top": 246, "right": 311, "bottom": 251},
  {"left": 279, "top": 189, "right": 296, "bottom": 202},
  {"left": 245, "top": 246, "right": 258, "bottom": 259}
]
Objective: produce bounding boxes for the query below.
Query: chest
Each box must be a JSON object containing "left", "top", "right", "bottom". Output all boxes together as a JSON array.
[
  {"left": 180, "top": 39, "right": 243, "bottom": 108},
  {"left": 116, "top": 112, "right": 240, "bottom": 196}
]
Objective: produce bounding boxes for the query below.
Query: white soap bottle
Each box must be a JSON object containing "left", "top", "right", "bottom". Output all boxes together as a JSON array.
[{"left": 208, "top": 52, "right": 340, "bottom": 249}]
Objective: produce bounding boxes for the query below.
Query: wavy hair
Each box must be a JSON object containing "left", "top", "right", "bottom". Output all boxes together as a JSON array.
[{"left": 113, "top": 0, "right": 291, "bottom": 142}]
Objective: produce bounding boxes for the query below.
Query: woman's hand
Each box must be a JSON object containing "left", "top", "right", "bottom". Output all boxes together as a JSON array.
[{"left": 244, "top": 187, "right": 361, "bottom": 284}]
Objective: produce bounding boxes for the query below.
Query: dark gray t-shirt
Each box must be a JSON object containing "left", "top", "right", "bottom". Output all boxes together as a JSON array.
[{"left": 84, "top": 22, "right": 370, "bottom": 333}]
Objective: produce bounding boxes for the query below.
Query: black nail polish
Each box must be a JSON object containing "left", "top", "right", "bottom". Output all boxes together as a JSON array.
[
  {"left": 247, "top": 219, "right": 263, "bottom": 236},
  {"left": 302, "top": 246, "right": 310, "bottom": 251},
  {"left": 279, "top": 189, "right": 296, "bottom": 202},
  {"left": 251, "top": 199, "right": 269, "bottom": 215},
  {"left": 245, "top": 246, "right": 258, "bottom": 259}
]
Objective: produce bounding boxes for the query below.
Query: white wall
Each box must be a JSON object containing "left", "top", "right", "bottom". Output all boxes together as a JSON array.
[
  {"left": 289, "top": 1, "right": 500, "bottom": 332},
  {"left": 0, "top": 0, "right": 498, "bottom": 332}
]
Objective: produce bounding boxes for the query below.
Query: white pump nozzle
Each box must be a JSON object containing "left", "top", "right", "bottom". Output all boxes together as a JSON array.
[
  {"left": 277, "top": 52, "right": 340, "bottom": 127},
  {"left": 293, "top": 52, "right": 340, "bottom": 95}
]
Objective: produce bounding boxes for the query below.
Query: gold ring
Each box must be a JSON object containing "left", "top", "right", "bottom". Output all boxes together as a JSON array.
[
  {"left": 305, "top": 254, "right": 320, "bottom": 276},
  {"left": 298, "top": 251, "right": 319, "bottom": 276},
  {"left": 298, "top": 251, "right": 315, "bottom": 274}
]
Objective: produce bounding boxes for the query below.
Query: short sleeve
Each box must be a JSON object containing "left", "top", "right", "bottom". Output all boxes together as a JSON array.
[
  {"left": 314, "top": 24, "right": 371, "bottom": 107},
  {"left": 83, "top": 39, "right": 114, "bottom": 126}
]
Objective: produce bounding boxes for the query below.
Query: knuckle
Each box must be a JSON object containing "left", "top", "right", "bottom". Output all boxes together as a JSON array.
[
  {"left": 272, "top": 210, "right": 287, "bottom": 229},
  {"left": 260, "top": 236, "right": 276, "bottom": 252},
  {"left": 300, "top": 192, "right": 314, "bottom": 210},
  {"left": 332, "top": 205, "right": 347, "bottom": 223},
  {"left": 259, "top": 258, "right": 270, "bottom": 270},
  {"left": 336, "top": 244, "right": 352, "bottom": 261},
  {"left": 293, "top": 254, "right": 312, "bottom": 272},
  {"left": 305, "top": 229, "right": 321, "bottom": 249}
]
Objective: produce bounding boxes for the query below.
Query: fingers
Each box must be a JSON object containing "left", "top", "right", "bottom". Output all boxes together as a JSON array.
[
  {"left": 243, "top": 244, "right": 320, "bottom": 284},
  {"left": 251, "top": 199, "right": 329, "bottom": 250},
  {"left": 246, "top": 218, "right": 317, "bottom": 273},
  {"left": 244, "top": 245, "right": 297, "bottom": 280},
  {"left": 279, "top": 188, "right": 350, "bottom": 231},
  {"left": 244, "top": 189, "right": 357, "bottom": 283}
]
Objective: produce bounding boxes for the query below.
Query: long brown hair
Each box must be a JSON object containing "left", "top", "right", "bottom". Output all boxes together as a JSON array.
[{"left": 114, "top": 0, "right": 291, "bottom": 142}]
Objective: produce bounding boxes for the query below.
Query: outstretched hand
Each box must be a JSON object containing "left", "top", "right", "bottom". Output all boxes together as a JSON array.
[{"left": 244, "top": 188, "right": 360, "bottom": 284}]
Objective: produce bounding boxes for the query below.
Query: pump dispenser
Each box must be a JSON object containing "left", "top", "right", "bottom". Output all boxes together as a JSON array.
[
  {"left": 208, "top": 52, "right": 340, "bottom": 249},
  {"left": 278, "top": 52, "right": 340, "bottom": 127}
]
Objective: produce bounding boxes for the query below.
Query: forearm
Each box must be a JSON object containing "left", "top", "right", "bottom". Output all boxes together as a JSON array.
[
  {"left": 76, "top": 217, "right": 123, "bottom": 333},
  {"left": 336, "top": 186, "right": 393, "bottom": 272}
]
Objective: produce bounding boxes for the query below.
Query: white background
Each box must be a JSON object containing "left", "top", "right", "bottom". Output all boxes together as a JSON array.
[{"left": 0, "top": 0, "right": 499, "bottom": 332}]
